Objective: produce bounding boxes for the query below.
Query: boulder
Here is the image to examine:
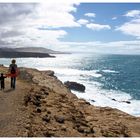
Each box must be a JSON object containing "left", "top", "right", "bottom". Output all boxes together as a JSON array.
[
  {"left": 77, "top": 126, "right": 85, "bottom": 133},
  {"left": 112, "top": 98, "right": 117, "bottom": 101},
  {"left": 64, "top": 81, "right": 85, "bottom": 92},
  {"left": 46, "top": 70, "right": 54, "bottom": 77},
  {"left": 122, "top": 101, "right": 131, "bottom": 104},
  {"left": 36, "top": 108, "right": 41, "bottom": 113},
  {"left": 32, "top": 99, "right": 41, "bottom": 107},
  {"left": 61, "top": 125, "right": 67, "bottom": 131},
  {"left": 42, "top": 114, "right": 51, "bottom": 122},
  {"left": 24, "top": 94, "right": 31, "bottom": 106},
  {"left": 42, "top": 70, "right": 55, "bottom": 77},
  {"left": 55, "top": 116, "right": 65, "bottom": 123}
]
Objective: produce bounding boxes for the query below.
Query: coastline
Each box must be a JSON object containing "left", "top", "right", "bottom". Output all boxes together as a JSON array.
[
  {"left": 0, "top": 66, "right": 140, "bottom": 137},
  {"left": 0, "top": 52, "right": 55, "bottom": 58}
]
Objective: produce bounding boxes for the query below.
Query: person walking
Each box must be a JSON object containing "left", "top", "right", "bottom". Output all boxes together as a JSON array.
[
  {"left": 9, "top": 59, "right": 18, "bottom": 89},
  {"left": 0, "top": 73, "right": 7, "bottom": 90}
]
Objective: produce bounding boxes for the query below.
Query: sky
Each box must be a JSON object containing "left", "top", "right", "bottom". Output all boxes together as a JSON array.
[{"left": 0, "top": 2, "right": 140, "bottom": 54}]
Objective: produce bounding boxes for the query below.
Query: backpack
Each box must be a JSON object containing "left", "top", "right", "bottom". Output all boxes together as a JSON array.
[{"left": 11, "top": 66, "right": 16, "bottom": 74}]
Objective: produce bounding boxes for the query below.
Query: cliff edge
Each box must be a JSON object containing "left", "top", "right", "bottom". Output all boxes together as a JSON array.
[{"left": 0, "top": 66, "right": 140, "bottom": 137}]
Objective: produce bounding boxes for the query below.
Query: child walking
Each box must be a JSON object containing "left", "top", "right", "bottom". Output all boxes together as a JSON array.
[{"left": 0, "top": 73, "right": 7, "bottom": 90}]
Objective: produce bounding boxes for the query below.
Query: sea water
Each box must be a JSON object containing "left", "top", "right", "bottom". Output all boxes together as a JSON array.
[{"left": 1, "top": 53, "right": 140, "bottom": 117}]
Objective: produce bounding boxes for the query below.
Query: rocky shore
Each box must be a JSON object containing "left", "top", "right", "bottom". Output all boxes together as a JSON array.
[{"left": 0, "top": 66, "right": 140, "bottom": 137}]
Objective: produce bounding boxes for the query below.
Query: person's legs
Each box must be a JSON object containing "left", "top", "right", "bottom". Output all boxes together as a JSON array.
[
  {"left": 1, "top": 81, "right": 4, "bottom": 90},
  {"left": 2, "top": 81, "right": 4, "bottom": 89},
  {"left": 1, "top": 82, "right": 2, "bottom": 90},
  {"left": 13, "top": 77, "right": 16, "bottom": 89},
  {"left": 11, "top": 77, "right": 13, "bottom": 88},
  {"left": 11, "top": 77, "right": 16, "bottom": 89}
]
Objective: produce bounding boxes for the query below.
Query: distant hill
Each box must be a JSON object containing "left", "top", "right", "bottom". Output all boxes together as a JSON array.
[
  {"left": 0, "top": 47, "right": 70, "bottom": 58},
  {"left": 0, "top": 47, "right": 56, "bottom": 58},
  {"left": 0, "top": 51, "right": 55, "bottom": 58},
  {"left": 15, "top": 47, "right": 66, "bottom": 54},
  {"left": 0, "top": 48, "right": 15, "bottom": 52}
]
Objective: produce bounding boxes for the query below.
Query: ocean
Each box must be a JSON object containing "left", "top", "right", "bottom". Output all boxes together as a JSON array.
[{"left": 1, "top": 53, "right": 140, "bottom": 117}]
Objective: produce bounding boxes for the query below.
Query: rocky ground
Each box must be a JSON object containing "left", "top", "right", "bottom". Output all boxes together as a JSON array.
[{"left": 0, "top": 66, "right": 140, "bottom": 137}]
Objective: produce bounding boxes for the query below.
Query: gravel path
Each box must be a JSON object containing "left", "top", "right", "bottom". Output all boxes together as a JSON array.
[{"left": 0, "top": 78, "right": 30, "bottom": 137}]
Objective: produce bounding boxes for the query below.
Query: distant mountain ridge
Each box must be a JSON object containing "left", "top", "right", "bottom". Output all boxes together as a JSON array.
[
  {"left": 0, "top": 47, "right": 64, "bottom": 54},
  {"left": 0, "top": 47, "right": 70, "bottom": 58},
  {"left": 0, "top": 47, "right": 64, "bottom": 58},
  {"left": 15, "top": 47, "right": 63, "bottom": 54},
  {"left": 0, "top": 51, "right": 55, "bottom": 58}
]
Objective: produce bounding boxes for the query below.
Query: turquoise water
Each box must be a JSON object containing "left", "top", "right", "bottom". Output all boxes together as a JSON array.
[
  {"left": 75, "top": 54, "right": 140, "bottom": 100},
  {"left": 1, "top": 53, "right": 140, "bottom": 116}
]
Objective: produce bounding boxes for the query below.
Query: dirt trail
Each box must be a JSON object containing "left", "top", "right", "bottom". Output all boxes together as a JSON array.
[{"left": 0, "top": 78, "right": 30, "bottom": 137}]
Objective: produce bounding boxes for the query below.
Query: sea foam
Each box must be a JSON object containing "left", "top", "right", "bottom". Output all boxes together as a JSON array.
[
  {"left": 1, "top": 55, "right": 140, "bottom": 117},
  {"left": 50, "top": 68, "right": 140, "bottom": 117}
]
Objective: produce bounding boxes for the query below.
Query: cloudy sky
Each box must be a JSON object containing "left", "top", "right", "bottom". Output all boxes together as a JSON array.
[{"left": 0, "top": 2, "right": 140, "bottom": 54}]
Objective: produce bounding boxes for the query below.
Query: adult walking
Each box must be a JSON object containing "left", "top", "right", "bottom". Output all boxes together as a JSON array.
[{"left": 9, "top": 59, "right": 18, "bottom": 89}]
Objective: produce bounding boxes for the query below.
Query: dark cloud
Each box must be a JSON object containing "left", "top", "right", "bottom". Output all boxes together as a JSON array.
[
  {"left": 0, "top": 3, "right": 38, "bottom": 48},
  {"left": 0, "top": 3, "right": 37, "bottom": 25},
  {"left": 0, "top": 29, "right": 24, "bottom": 38}
]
